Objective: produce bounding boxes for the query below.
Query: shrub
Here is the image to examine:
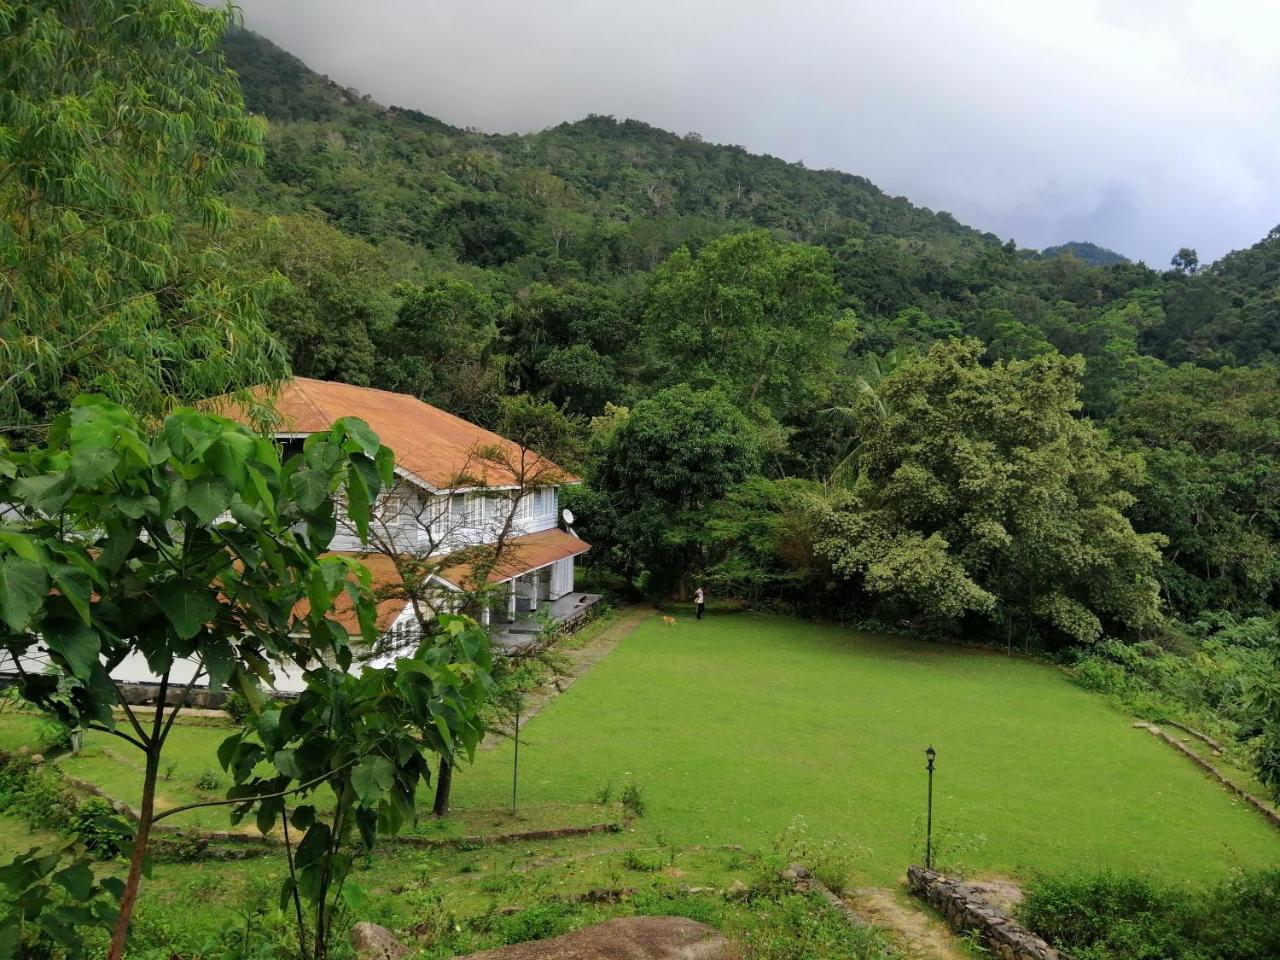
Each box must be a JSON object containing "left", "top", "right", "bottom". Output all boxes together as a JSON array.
[
  {"left": 194, "top": 771, "right": 221, "bottom": 791},
  {"left": 68, "top": 797, "right": 133, "bottom": 860},
  {"left": 592, "top": 782, "right": 613, "bottom": 805},
  {"left": 1019, "top": 869, "right": 1280, "bottom": 960},
  {"left": 33, "top": 716, "right": 72, "bottom": 755},
  {"left": 621, "top": 849, "right": 664, "bottom": 872},
  {"left": 620, "top": 780, "right": 645, "bottom": 818},
  {"left": 0, "top": 753, "right": 79, "bottom": 831},
  {"left": 222, "top": 692, "right": 252, "bottom": 725}
]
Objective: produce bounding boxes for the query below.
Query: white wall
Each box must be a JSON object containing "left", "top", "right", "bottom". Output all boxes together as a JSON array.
[{"left": 335, "top": 482, "right": 562, "bottom": 555}]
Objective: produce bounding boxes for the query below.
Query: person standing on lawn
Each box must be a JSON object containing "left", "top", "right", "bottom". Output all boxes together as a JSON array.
[{"left": 694, "top": 584, "right": 706, "bottom": 620}]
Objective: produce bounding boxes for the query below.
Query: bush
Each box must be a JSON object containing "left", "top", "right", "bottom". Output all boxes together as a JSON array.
[
  {"left": 620, "top": 780, "right": 645, "bottom": 818},
  {"left": 222, "top": 691, "right": 252, "bottom": 724},
  {"left": 194, "top": 770, "right": 221, "bottom": 791},
  {"left": 68, "top": 796, "right": 133, "bottom": 860},
  {"left": 0, "top": 753, "right": 79, "bottom": 830},
  {"left": 1019, "top": 869, "right": 1280, "bottom": 960},
  {"left": 33, "top": 716, "right": 72, "bottom": 755}
]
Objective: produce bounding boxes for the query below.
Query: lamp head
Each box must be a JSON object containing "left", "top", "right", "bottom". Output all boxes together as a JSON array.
[{"left": 925, "top": 745, "right": 936, "bottom": 762}]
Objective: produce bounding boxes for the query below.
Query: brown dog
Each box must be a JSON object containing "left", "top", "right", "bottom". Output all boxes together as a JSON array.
[{"left": 662, "top": 615, "right": 678, "bottom": 627}]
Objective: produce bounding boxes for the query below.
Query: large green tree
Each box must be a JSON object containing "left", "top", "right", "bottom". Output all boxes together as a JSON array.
[
  {"left": 816, "top": 340, "right": 1165, "bottom": 646},
  {"left": 1110, "top": 364, "right": 1280, "bottom": 615},
  {"left": 376, "top": 277, "right": 502, "bottom": 422},
  {"left": 571, "top": 386, "right": 760, "bottom": 596},
  {"left": 0, "top": 0, "right": 285, "bottom": 428},
  {"left": 642, "top": 231, "right": 851, "bottom": 418}
]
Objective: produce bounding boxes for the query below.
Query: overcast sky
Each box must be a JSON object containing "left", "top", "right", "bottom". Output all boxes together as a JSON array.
[{"left": 234, "top": 0, "right": 1280, "bottom": 265}]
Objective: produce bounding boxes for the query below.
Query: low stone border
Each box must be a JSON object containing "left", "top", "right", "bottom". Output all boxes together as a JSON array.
[
  {"left": 1160, "top": 719, "right": 1225, "bottom": 754},
  {"left": 386, "top": 820, "right": 623, "bottom": 849},
  {"left": 907, "top": 866, "right": 1066, "bottom": 960},
  {"left": 780, "top": 863, "right": 869, "bottom": 929},
  {"left": 1134, "top": 722, "right": 1280, "bottom": 830}
]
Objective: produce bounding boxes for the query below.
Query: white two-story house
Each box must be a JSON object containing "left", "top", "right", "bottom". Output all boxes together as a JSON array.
[{"left": 225, "top": 377, "right": 592, "bottom": 648}]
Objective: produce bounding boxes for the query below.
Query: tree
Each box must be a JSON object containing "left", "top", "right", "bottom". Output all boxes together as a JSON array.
[
  {"left": 0, "top": 396, "right": 395, "bottom": 960},
  {"left": 376, "top": 277, "right": 503, "bottom": 423},
  {"left": 219, "top": 211, "right": 395, "bottom": 385},
  {"left": 642, "top": 231, "right": 850, "bottom": 417},
  {"left": 0, "top": 0, "right": 285, "bottom": 428},
  {"left": 815, "top": 340, "right": 1165, "bottom": 646},
  {"left": 1170, "top": 247, "right": 1200, "bottom": 274},
  {"left": 1110, "top": 364, "right": 1280, "bottom": 615},
  {"left": 217, "top": 615, "right": 493, "bottom": 960},
  {"left": 574, "top": 385, "right": 760, "bottom": 596}
]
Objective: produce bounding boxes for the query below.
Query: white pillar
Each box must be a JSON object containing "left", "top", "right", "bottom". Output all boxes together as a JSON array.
[
  {"left": 480, "top": 603, "right": 491, "bottom": 627},
  {"left": 506, "top": 580, "right": 517, "bottom": 622},
  {"left": 528, "top": 570, "right": 539, "bottom": 612}
]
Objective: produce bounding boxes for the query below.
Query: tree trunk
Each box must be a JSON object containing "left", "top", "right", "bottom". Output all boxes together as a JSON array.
[
  {"left": 107, "top": 748, "right": 159, "bottom": 960},
  {"left": 432, "top": 757, "right": 453, "bottom": 817}
]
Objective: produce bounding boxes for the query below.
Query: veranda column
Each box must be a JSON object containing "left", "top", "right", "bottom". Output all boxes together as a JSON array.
[
  {"left": 480, "top": 602, "right": 491, "bottom": 627},
  {"left": 528, "top": 570, "right": 539, "bottom": 612},
  {"left": 506, "top": 580, "right": 517, "bottom": 622}
]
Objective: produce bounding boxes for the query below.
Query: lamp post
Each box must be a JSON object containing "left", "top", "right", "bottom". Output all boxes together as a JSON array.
[{"left": 924, "top": 745, "right": 936, "bottom": 870}]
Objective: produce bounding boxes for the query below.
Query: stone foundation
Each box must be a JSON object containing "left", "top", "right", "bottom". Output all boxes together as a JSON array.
[{"left": 906, "top": 866, "right": 1066, "bottom": 960}]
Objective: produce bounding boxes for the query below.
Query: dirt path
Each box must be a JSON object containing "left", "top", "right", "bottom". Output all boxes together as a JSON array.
[
  {"left": 481, "top": 604, "right": 654, "bottom": 750},
  {"left": 847, "top": 887, "right": 969, "bottom": 960}
]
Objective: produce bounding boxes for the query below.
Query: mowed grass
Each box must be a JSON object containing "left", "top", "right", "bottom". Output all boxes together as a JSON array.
[{"left": 453, "top": 609, "right": 1280, "bottom": 887}]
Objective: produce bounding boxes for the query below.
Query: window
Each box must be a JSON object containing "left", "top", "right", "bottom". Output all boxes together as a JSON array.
[
  {"left": 535, "top": 487, "right": 554, "bottom": 515},
  {"left": 449, "top": 493, "right": 467, "bottom": 523}
]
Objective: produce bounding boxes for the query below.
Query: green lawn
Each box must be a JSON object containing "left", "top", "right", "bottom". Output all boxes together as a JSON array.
[{"left": 452, "top": 609, "right": 1280, "bottom": 887}]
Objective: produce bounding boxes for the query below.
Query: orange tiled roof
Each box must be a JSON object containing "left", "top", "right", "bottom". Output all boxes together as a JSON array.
[
  {"left": 433, "top": 528, "right": 591, "bottom": 589},
  {"left": 213, "top": 377, "right": 576, "bottom": 490},
  {"left": 307, "top": 529, "right": 591, "bottom": 633}
]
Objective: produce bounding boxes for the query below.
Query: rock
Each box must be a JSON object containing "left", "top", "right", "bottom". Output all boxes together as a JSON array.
[
  {"left": 350, "top": 922, "right": 408, "bottom": 960},
  {"left": 453, "top": 915, "right": 729, "bottom": 959},
  {"left": 780, "top": 863, "right": 812, "bottom": 882},
  {"left": 724, "top": 879, "right": 749, "bottom": 899}
]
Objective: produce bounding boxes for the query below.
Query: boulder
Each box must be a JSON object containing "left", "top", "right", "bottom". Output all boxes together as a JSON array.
[
  {"left": 350, "top": 921, "right": 408, "bottom": 960},
  {"left": 453, "top": 916, "right": 728, "bottom": 959}
]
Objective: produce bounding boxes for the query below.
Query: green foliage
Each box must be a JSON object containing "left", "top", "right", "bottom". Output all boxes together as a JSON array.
[
  {"left": 620, "top": 780, "right": 645, "bottom": 818},
  {"left": 1110, "top": 363, "right": 1280, "bottom": 615},
  {"left": 377, "top": 277, "right": 503, "bottom": 422},
  {"left": 576, "top": 386, "right": 760, "bottom": 595},
  {"left": 1019, "top": 869, "right": 1280, "bottom": 960},
  {"left": 0, "top": 0, "right": 286, "bottom": 427},
  {"left": 0, "top": 395, "right": 394, "bottom": 959},
  {"left": 642, "top": 230, "right": 850, "bottom": 417},
  {"left": 219, "top": 614, "right": 494, "bottom": 960},
  {"left": 66, "top": 798, "right": 131, "bottom": 861},
  {"left": 816, "top": 340, "right": 1164, "bottom": 645},
  {"left": 0, "top": 842, "right": 123, "bottom": 960},
  {"left": 222, "top": 692, "right": 253, "bottom": 726}
]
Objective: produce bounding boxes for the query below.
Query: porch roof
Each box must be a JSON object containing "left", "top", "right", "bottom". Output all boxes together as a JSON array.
[{"left": 306, "top": 528, "right": 591, "bottom": 634}]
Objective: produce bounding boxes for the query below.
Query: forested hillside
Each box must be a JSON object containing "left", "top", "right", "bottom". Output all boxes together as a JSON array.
[{"left": 207, "top": 28, "right": 1280, "bottom": 638}]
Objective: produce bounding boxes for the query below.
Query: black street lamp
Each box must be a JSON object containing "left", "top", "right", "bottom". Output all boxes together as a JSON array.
[{"left": 924, "top": 746, "right": 936, "bottom": 870}]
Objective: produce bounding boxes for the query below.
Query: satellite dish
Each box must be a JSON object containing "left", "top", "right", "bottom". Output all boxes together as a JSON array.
[{"left": 561, "top": 507, "right": 575, "bottom": 526}]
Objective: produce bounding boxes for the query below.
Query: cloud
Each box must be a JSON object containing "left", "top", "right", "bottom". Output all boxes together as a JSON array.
[{"left": 233, "top": 0, "right": 1280, "bottom": 264}]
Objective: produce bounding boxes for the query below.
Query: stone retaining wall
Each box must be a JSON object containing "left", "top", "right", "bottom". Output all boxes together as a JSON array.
[{"left": 907, "top": 866, "right": 1066, "bottom": 960}]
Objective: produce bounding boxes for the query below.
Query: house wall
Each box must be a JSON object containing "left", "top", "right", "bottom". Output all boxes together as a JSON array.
[{"left": 331, "top": 481, "right": 560, "bottom": 555}]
